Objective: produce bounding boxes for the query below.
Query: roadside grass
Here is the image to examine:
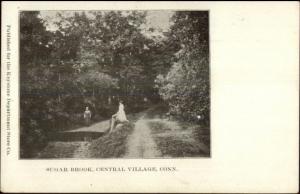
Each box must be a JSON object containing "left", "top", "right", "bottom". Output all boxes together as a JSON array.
[
  {"left": 143, "top": 103, "right": 169, "bottom": 119},
  {"left": 88, "top": 112, "right": 141, "bottom": 158},
  {"left": 89, "top": 122, "right": 135, "bottom": 158},
  {"left": 148, "top": 120, "right": 210, "bottom": 157},
  {"left": 192, "top": 124, "right": 210, "bottom": 148},
  {"left": 35, "top": 112, "right": 141, "bottom": 159},
  {"left": 178, "top": 121, "right": 210, "bottom": 150}
]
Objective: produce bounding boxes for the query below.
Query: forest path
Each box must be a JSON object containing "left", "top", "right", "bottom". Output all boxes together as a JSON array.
[{"left": 124, "top": 114, "right": 162, "bottom": 158}]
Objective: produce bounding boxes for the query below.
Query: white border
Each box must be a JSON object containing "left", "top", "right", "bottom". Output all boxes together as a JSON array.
[{"left": 1, "top": 1, "right": 299, "bottom": 193}]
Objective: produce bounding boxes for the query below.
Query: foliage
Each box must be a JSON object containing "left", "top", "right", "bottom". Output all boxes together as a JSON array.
[
  {"left": 20, "top": 11, "right": 161, "bottom": 157},
  {"left": 155, "top": 11, "right": 209, "bottom": 124},
  {"left": 20, "top": 11, "right": 210, "bottom": 157}
]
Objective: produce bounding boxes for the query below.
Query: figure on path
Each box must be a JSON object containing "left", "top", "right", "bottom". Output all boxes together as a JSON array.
[
  {"left": 83, "top": 106, "right": 92, "bottom": 126},
  {"left": 110, "top": 100, "right": 128, "bottom": 132}
]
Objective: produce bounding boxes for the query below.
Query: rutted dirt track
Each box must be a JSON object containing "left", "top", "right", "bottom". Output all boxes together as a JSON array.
[{"left": 124, "top": 115, "right": 161, "bottom": 158}]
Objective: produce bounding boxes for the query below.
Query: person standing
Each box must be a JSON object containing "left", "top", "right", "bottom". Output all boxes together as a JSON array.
[{"left": 83, "top": 106, "right": 92, "bottom": 126}]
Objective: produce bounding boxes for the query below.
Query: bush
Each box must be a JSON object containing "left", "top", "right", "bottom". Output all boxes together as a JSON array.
[
  {"left": 20, "top": 119, "right": 47, "bottom": 158},
  {"left": 154, "top": 11, "right": 209, "bottom": 124}
]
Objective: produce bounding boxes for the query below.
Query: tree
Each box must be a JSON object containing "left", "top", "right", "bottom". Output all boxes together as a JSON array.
[
  {"left": 73, "top": 11, "right": 157, "bottom": 105},
  {"left": 20, "top": 10, "right": 204, "bottom": 157},
  {"left": 20, "top": 11, "right": 56, "bottom": 157},
  {"left": 155, "top": 11, "right": 210, "bottom": 124}
]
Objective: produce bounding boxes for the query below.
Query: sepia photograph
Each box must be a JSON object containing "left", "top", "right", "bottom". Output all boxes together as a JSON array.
[{"left": 20, "top": 10, "right": 210, "bottom": 159}]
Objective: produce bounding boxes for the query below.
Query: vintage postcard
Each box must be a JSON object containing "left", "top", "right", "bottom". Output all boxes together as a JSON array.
[{"left": 1, "top": 1, "right": 299, "bottom": 193}]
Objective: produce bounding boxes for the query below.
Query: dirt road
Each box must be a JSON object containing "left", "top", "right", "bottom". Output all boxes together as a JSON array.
[{"left": 124, "top": 115, "right": 161, "bottom": 158}]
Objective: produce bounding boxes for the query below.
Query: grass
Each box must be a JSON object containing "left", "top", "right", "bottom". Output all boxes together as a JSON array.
[
  {"left": 143, "top": 103, "right": 169, "bottom": 119},
  {"left": 89, "top": 121, "right": 135, "bottom": 158},
  {"left": 178, "top": 121, "right": 210, "bottom": 149},
  {"left": 35, "top": 112, "right": 140, "bottom": 159},
  {"left": 87, "top": 111, "right": 149, "bottom": 158},
  {"left": 35, "top": 107, "right": 210, "bottom": 159},
  {"left": 148, "top": 120, "right": 210, "bottom": 157}
]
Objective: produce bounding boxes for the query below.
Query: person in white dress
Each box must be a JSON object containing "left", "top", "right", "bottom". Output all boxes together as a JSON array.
[{"left": 110, "top": 100, "right": 128, "bottom": 132}]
